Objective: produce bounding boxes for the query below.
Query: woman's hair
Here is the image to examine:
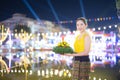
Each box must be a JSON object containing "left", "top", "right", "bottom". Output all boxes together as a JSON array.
[{"left": 76, "top": 17, "right": 88, "bottom": 25}]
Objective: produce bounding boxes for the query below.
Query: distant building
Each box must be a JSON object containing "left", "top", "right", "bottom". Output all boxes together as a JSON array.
[{"left": 0, "top": 13, "right": 69, "bottom": 33}]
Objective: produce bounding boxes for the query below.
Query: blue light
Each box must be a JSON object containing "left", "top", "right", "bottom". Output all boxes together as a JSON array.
[
  {"left": 22, "top": 0, "right": 41, "bottom": 22},
  {"left": 79, "top": 0, "right": 86, "bottom": 17}
]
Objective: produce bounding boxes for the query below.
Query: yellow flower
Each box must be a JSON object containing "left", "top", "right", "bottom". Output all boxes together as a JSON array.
[{"left": 53, "top": 41, "right": 74, "bottom": 54}]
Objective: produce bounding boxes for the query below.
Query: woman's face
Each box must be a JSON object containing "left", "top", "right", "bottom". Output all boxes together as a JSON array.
[{"left": 76, "top": 20, "right": 87, "bottom": 33}]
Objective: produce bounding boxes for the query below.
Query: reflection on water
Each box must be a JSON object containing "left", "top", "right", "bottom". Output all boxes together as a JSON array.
[
  {"left": 0, "top": 50, "right": 120, "bottom": 80},
  {"left": 1, "top": 50, "right": 73, "bottom": 71}
]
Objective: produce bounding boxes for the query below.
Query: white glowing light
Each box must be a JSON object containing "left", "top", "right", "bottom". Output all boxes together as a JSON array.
[
  {"left": 38, "top": 70, "right": 40, "bottom": 76},
  {"left": 103, "top": 27, "right": 106, "bottom": 29},
  {"left": 109, "top": 25, "right": 112, "bottom": 28},
  {"left": 98, "top": 27, "right": 101, "bottom": 30}
]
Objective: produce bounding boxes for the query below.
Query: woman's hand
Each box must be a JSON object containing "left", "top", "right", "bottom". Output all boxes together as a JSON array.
[{"left": 64, "top": 53, "right": 73, "bottom": 56}]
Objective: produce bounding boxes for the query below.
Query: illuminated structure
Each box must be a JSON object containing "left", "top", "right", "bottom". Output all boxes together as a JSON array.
[{"left": 0, "top": 13, "right": 69, "bottom": 33}]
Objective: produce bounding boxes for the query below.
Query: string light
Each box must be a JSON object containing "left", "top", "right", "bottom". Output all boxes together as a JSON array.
[
  {"left": 103, "top": 26, "right": 106, "bottom": 30},
  {"left": 108, "top": 25, "right": 112, "bottom": 28},
  {"left": 98, "top": 27, "right": 101, "bottom": 30},
  {"left": 36, "top": 24, "right": 119, "bottom": 35},
  {"left": 115, "top": 25, "right": 117, "bottom": 28},
  {"left": 92, "top": 28, "right": 96, "bottom": 31},
  {"left": 53, "top": 16, "right": 117, "bottom": 24}
]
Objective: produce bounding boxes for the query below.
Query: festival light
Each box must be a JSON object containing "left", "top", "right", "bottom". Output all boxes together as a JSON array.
[
  {"left": 115, "top": 25, "right": 117, "bottom": 28},
  {"left": 10, "top": 24, "right": 118, "bottom": 36},
  {"left": 37, "top": 70, "right": 40, "bottom": 76},
  {"left": 103, "top": 27, "right": 106, "bottom": 30},
  {"left": 92, "top": 28, "right": 96, "bottom": 31},
  {"left": 109, "top": 25, "right": 112, "bottom": 28},
  {"left": 29, "top": 70, "right": 32, "bottom": 75},
  {"left": 50, "top": 69, "right": 53, "bottom": 77},
  {"left": 53, "top": 16, "right": 117, "bottom": 24},
  {"left": 54, "top": 32, "right": 57, "bottom": 36},
  {"left": 93, "top": 77, "right": 96, "bottom": 80},
  {"left": 54, "top": 69, "right": 58, "bottom": 75},
  {"left": 98, "top": 27, "right": 101, "bottom": 30}
]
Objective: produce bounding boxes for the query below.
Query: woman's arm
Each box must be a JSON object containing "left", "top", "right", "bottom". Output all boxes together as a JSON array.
[{"left": 77, "top": 35, "right": 91, "bottom": 56}]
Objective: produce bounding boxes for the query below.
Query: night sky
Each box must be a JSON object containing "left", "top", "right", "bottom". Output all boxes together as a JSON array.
[{"left": 0, "top": 0, "right": 119, "bottom": 31}]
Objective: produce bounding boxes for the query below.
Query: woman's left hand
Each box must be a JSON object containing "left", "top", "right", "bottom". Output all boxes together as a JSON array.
[{"left": 64, "top": 54, "right": 73, "bottom": 56}]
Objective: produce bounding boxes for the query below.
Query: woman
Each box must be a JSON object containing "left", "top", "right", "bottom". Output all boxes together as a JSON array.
[{"left": 66, "top": 17, "right": 91, "bottom": 80}]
